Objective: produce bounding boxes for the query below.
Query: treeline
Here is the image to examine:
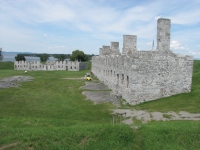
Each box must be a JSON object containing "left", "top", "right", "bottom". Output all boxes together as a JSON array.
[
  {"left": 15, "top": 50, "right": 97, "bottom": 62},
  {"left": 18, "top": 53, "right": 71, "bottom": 58}
]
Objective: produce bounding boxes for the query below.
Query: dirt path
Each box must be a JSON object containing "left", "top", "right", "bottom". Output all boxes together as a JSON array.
[
  {"left": 81, "top": 81, "right": 121, "bottom": 106},
  {"left": 0, "top": 142, "right": 19, "bottom": 150}
]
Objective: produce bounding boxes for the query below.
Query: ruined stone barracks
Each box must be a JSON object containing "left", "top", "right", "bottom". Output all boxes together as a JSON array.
[
  {"left": 14, "top": 61, "right": 88, "bottom": 71},
  {"left": 92, "top": 18, "right": 193, "bottom": 105}
]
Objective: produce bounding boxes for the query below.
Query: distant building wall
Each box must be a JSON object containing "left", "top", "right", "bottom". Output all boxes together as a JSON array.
[
  {"left": 92, "top": 18, "right": 193, "bottom": 105},
  {"left": 14, "top": 61, "right": 88, "bottom": 71}
]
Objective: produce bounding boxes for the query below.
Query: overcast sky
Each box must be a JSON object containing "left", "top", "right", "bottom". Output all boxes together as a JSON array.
[{"left": 1, "top": 0, "right": 200, "bottom": 58}]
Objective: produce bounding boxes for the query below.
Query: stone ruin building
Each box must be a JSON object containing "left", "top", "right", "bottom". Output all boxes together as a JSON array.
[
  {"left": 14, "top": 60, "right": 88, "bottom": 71},
  {"left": 92, "top": 18, "right": 193, "bottom": 105}
]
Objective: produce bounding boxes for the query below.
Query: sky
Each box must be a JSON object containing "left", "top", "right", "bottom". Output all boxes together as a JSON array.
[{"left": 0, "top": 0, "right": 200, "bottom": 58}]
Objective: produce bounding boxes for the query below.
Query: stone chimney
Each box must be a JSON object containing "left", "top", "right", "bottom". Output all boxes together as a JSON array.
[{"left": 157, "top": 18, "right": 171, "bottom": 51}]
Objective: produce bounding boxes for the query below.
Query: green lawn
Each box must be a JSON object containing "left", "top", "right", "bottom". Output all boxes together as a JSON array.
[{"left": 0, "top": 61, "right": 200, "bottom": 150}]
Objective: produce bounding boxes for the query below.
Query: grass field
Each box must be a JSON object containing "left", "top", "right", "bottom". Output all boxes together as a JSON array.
[{"left": 0, "top": 61, "right": 200, "bottom": 150}]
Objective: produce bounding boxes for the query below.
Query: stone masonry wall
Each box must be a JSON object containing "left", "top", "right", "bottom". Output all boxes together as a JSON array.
[
  {"left": 92, "top": 18, "right": 193, "bottom": 105},
  {"left": 14, "top": 61, "right": 88, "bottom": 71}
]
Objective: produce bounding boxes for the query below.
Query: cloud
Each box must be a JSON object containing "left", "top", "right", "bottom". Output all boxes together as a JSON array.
[
  {"left": 55, "top": 46, "right": 66, "bottom": 49},
  {"left": 0, "top": 0, "right": 200, "bottom": 57},
  {"left": 48, "top": 46, "right": 66, "bottom": 49},
  {"left": 170, "top": 41, "right": 180, "bottom": 49},
  {"left": 147, "top": 42, "right": 152, "bottom": 45},
  {"left": 170, "top": 41, "right": 189, "bottom": 50}
]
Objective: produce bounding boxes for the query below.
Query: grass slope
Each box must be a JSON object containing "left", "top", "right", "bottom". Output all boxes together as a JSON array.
[
  {"left": 0, "top": 61, "right": 200, "bottom": 150},
  {"left": 0, "top": 61, "right": 14, "bottom": 70}
]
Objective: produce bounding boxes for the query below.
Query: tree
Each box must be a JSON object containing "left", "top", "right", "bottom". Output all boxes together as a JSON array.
[
  {"left": 53, "top": 54, "right": 68, "bottom": 61},
  {"left": 39, "top": 54, "right": 49, "bottom": 63},
  {"left": 70, "top": 50, "right": 88, "bottom": 62},
  {"left": 15, "top": 54, "right": 26, "bottom": 61},
  {"left": 0, "top": 48, "right": 3, "bottom": 61}
]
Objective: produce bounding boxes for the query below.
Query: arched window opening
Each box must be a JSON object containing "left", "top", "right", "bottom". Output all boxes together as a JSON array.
[
  {"left": 117, "top": 74, "right": 119, "bottom": 83},
  {"left": 127, "top": 76, "right": 129, "bottom": 88},
  {"left": 122, "top": 74, "right": 124, "bottom": 85}
]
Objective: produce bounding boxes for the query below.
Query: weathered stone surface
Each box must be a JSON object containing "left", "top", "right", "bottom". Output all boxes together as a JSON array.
[
  {"left": 92, "top": 18, "right": 193, "bottom": 105},
  {"left": 123, "top": 35, "right": 137, "bottom": 54}
]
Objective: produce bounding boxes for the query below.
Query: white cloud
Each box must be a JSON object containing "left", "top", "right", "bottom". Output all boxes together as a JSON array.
[
  {"left": 147, "top": 42, "right": 153, "bottom": 45},
  {"left": 170, "top": 41, "right": 180, "bottom": 49},
  {"left": 55, "top": 46, "right": 66, "bottom": 49},
  {"left": 170, "top": 41, "right": 189, "bottom": 50}
]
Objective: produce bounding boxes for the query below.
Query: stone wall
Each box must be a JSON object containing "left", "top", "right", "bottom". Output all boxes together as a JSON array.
[
  {"left": 14, "top": 60, "right": 88, "bottom": 71},
  {"left": 92, "top": 18, "right": 193, "bottom": 105}
]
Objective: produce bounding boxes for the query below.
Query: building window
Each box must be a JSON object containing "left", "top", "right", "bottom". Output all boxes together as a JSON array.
[
  {"left": 127, "top": 76, "right": 129, "bottom": 88},
  {"left": 117, "top": 74, "right": 119, "bottom": 83},
  {"left": 122, "top": 74, "right": 124, "bottom": 85}
]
